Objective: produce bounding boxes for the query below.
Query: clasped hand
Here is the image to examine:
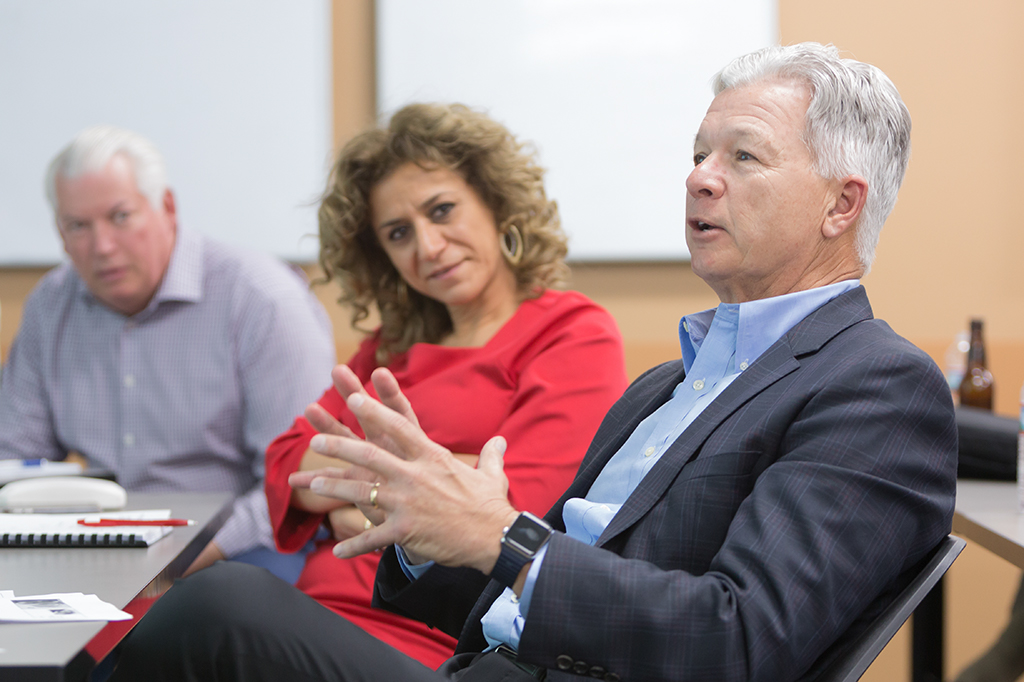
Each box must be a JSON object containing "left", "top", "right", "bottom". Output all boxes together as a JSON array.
[{"left": 289, "top": 365, "right": 518, "bottom": 573}]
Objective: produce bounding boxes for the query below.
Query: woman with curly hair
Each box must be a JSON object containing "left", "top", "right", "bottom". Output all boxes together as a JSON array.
[{"left": 253, "top": 103, "right": 628, "bottom": 667}]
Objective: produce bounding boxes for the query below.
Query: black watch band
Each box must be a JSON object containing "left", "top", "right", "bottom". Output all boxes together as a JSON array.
[{"left": 491, "top": 511, "right": 553, "bottom": 588}]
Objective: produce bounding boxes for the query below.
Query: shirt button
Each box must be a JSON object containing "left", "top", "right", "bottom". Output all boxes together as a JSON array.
[
  {"left": 123, "top": 433, "right": 135, "bottom": 447},
  {"left": 124, "top": 374, "right": 135, "bottom": 388},
  {"left": 644, "top": 447, "right": 655, "bottom": 457},
  {"left": 739, "top": 361, "right": 749, "bottom": 371},
  {"left": 124, "top": 321, "right": 136, "bottom": 330},
  {"left": 693, "top": 379, "right": 705, "bottom": 391}
]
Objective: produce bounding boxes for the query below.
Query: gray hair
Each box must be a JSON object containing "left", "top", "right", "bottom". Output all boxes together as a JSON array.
[
  {"left": 44, "top": 125, "right": 168, "bottom": 213},
  {"left": 713, "top": 42, "right": 911, "bottom": 273}
]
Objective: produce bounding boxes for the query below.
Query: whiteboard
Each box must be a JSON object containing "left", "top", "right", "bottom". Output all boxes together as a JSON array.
[
  {"left": 378, "top": 0, "right": 777, "bottom": 261},
  {"left": 0, "top": 0, "right": 331, "bottom": 265}
]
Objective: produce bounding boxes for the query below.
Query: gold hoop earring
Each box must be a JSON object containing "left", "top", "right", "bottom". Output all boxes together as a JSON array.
[
  {"left": 395, "top": 278, "right": 409, "bottom": 306},
  {"left": 500, "top": 225, "right": 524, "bottom": 266}
]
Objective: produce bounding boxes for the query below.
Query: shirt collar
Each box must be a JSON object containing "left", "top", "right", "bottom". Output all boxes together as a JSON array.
[
  {"left": 153, "top": 227, "right": 204, "bottom": 305},
  {"left": 679, "top": 279, "right": 860, "bottom": 373}
]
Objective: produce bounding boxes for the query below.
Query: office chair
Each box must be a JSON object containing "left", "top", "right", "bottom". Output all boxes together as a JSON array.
[{"left": 808, "top": 534, "right": 966, "bottom": 682}]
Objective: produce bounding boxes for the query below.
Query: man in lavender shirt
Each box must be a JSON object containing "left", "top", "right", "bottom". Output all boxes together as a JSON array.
[{"left": 0, "top": 126, "right": 336, "bottom": 578}]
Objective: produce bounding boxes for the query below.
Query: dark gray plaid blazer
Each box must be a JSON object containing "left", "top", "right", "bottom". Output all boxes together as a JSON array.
[{"left": 375, "top": 286, "right": 957, "bottom": 682}]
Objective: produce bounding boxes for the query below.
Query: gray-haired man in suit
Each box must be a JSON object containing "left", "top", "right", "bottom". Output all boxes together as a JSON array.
[{"left": 113, "top": 42, "right": 956, "bottom": 682}]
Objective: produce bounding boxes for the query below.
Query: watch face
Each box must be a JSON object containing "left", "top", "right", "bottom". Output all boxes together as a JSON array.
[{"left": 505, "top": 512, "right": 551, "bottom": 553}]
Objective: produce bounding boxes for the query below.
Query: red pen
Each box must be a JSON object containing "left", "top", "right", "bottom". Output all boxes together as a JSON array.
[{"left": 77, "top": 518, "right": 195, "bottom": 527}]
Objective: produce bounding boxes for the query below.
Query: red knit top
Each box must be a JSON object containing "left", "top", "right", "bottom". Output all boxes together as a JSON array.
[{"left": 265, "top": 289, "right": 627, "bottom": 668}]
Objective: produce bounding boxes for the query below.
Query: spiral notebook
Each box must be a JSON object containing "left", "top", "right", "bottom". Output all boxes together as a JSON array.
[{"left": 0, "top": 509, "right": 173, "bottom": 548}]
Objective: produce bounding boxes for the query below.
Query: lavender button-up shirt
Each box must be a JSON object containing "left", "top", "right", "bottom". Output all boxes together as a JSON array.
[{"left": 0, "top": 228, "right": 336, "bottom": 556}]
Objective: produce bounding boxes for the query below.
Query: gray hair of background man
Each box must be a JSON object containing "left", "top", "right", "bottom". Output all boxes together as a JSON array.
[
  {"left": 713, "top": 42, "right": 911, "bottom": 274},
  {"left": 44, "top": 125, "right": 168, "bottom": 214}
]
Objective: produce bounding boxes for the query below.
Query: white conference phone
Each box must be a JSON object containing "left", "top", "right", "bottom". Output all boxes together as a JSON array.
[{"left": 0, "top": 476, "right": 127, "bottom": 512}]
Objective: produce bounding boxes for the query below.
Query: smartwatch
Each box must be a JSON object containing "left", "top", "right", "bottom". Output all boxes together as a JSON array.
[{"left": 490, "top": 511, "right": 553, "bottom": 587}]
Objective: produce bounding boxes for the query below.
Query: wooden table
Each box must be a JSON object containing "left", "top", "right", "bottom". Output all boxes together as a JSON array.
[{"left": 0, "top": 492, "right": 232, "bottom": 681}]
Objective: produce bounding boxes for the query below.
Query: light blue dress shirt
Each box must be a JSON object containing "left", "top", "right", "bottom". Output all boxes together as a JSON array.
[{"left": 407, "top": 280, "right": 860, "bottom": 652}]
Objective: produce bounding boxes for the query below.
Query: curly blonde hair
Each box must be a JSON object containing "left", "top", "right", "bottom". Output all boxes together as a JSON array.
[{"left": 318, "top": 103, "right": 569, "bottom": 364}]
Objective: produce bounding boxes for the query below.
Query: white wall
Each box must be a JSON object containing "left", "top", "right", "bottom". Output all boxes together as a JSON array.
[
  {"left": 377, "top": 0, "right": 777, "bottom": 261},
  {"left": 0, "top": 0, "right": 331, "bottom": 265}
]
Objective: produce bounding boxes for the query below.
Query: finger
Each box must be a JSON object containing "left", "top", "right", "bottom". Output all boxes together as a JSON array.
[
  {"left": 308, "top": 473, "right": 378, "bottom": 505},
  {"left": 310, "top": 432, "right": 407, "bottom": 480},
  {"left": 304, "top": 403, "right": 357, "bottom": 439},
  {"left": 332, "top": 364, "right": 367, "bottom": 401},
  {"left": 333, "top": 524, "right": 397, "bottom": 559},
  {"left": 308, "top": 461, "right": 387, "bottom": 526},
  {"left": 477, "top": 436, "right": 507, "bottom": 477},
  {"left": 356, "top": 502, "right": 386, "bottom": 527},
  {"left": 344, "top": 392, "right": 438, "bottom": 462},
  {"left": 342, "top": 464, "right": 380, "bottom": 484},
  {"left": 354, "top": 485, "right": 387, "bottom": 525},
  {"left": 289, "top": 466, "right": 353, "bottom": 489},
  {"left": 343, "top": 388, "right": 411, "bottom": 452},
  {"left": 370, "top": 367, "right": 420, "bottom": 427}
]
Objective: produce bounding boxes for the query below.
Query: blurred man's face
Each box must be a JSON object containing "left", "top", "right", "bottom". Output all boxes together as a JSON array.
[{"left": 55, "top": 155, "right": 177, "bottom": 316}]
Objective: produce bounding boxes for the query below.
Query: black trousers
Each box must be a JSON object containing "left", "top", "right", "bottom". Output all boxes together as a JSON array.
[{"left": 109, "top": 562, "right": 538, "bottom": 682}]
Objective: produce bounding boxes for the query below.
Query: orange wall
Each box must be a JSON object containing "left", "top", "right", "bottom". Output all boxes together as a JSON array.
[
  {"left": 781, "top": 0, "right": 1024, "bottom": 419},
  {"left": 780, "top": 2, "right": 1024, "bottom": 680}
]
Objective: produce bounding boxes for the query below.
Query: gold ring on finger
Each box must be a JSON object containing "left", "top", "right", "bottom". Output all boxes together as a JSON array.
[{"left": 369, "top": 482, "right": 380, "bottom": 509}]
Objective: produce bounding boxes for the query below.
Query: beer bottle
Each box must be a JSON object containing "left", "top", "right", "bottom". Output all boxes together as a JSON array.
[{"left": 959, "top": 319, "right": 994, "bottom": 410}]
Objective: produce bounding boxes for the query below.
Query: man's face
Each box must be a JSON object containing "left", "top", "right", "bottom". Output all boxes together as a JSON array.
[
  {"left": 685, "top": 79, "right": 844, "bottom": 303},
  {"left": 55, "top": 155, "right": 177, "bottom": 316}
]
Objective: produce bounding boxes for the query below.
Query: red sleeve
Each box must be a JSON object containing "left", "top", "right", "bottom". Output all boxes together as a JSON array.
[
  {"left": 265, "top": 297, "right": 628, "bottom": 552},
  {"left": 265, "top": 336, "right": 379, "bottom": 552},
  {"left": 499, "top": 298, "right": 628, "bottom": 515}
]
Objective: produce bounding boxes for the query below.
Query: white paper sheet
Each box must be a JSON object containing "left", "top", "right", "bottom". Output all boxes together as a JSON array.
[{"left": 0, "top": 591, "right": 132, "bottom": 622}]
